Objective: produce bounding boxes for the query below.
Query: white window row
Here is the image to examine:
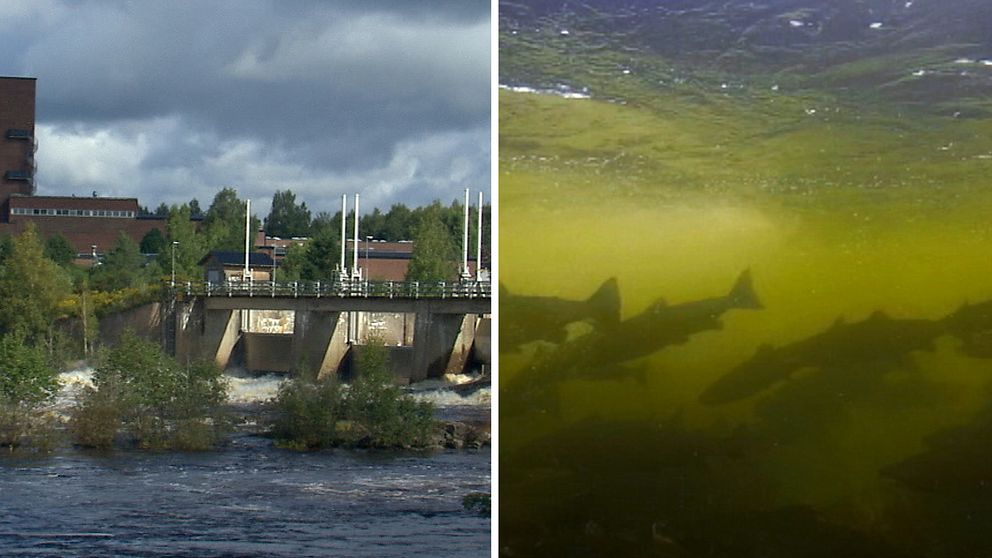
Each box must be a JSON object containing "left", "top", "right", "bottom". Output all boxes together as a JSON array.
[{"left": 11, "top": 208, "right": 135, "bottom": 218}]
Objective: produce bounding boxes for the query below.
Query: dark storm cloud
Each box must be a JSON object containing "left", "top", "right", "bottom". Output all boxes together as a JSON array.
[{"left": 0, "top": 0, "right": 490, "bottom": 215}]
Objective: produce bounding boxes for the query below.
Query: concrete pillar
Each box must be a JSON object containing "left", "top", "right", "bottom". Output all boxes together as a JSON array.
[
  {"left": 291, "top": 310, "right": 349, "bottom": 380},
  {"left": 202, "top": 309, "right": 241, "bottom": 369},
  {"left": 173, "top": 298, "right": 200, "bottom": 365},
  {"left": 317, "top": 313, "right": 350, "bottom": 381},
  {"left": 444, "top": 314, "right": 479, "bottom": 375},
  {"left": 411, "top": 308, "right": 471, "bottom": 381},
  {"left": 404, "top": 313, "right": 416, "bottom": 346},
  {"left": 474, "top": 316, "right": 491, "bottom": 366}
]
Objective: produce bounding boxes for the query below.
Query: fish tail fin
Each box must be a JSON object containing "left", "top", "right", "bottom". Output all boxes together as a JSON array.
[
  {"left": 586, "top": 277, "right": 621, "bottom": 325},
  {"left": 728, "top": 269, "right": 762, "bottom": 310}
]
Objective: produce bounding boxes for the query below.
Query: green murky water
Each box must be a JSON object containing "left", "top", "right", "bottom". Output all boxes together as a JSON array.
[{"left": 499, "top": 88, "right": 992, "bottom": 556}]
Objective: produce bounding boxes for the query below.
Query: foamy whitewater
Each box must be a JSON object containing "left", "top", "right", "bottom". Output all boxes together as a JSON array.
[
  {"left": 55, "top": 368, "right": 490, "bottom": 410},
  {"left": 499, "top": 83, "right": 591, "bottom": 99}
]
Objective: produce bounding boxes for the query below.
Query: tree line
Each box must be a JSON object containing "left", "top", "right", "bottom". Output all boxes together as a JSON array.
[
  {"left": 137, "top": 188, "right": 491, "bottom": 284},
  {"left": 141, "top": 188, "right": 491, "bottom": 254}
]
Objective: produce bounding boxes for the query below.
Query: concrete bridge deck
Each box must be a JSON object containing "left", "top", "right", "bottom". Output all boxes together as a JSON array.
[{"left": 168, "top": 280, "right": 491, "bottom": 383}]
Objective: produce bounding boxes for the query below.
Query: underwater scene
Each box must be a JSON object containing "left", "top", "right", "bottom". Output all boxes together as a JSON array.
[{"left": 498, "top": 1, "right": 992, "bottom": 556}]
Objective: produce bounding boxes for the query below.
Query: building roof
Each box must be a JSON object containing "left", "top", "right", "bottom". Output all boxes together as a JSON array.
[
  {"left": 345, "top": 239, "right": 414, "bottom": 253},
  {"left": 199, "top": 251, "right": 275, "bottom": 267},
  {"left": 8, "top": 195, "right": 140, "bottom": 211}
]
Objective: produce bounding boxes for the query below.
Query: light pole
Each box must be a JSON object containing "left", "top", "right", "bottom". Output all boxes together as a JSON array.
[
  {"left": 365, "top": 235, "right": 372, "bottom": 279},
  {"left": 90, "top": 244, "right": 97, "bottom": 265},
  {"left": 171, "top": 241, "right": 179, "bottom": 287}
]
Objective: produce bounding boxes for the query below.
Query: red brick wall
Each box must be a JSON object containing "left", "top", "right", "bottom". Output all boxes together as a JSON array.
[{"left": 0, "top": 77, "right": 36, "bottom": 212}]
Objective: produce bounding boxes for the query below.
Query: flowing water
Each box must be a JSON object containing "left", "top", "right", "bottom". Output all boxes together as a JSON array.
[
  {"left": 0, "top": 371, "right": 490, "bottom": 557},
  {"left": 499, "top": 20, "right": 992, "bottom": 551}
]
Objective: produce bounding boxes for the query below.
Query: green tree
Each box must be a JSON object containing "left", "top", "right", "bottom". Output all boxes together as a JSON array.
[
  {"left": 344, "top": 337, "right": 434, "bottom": 448},
  {"left": 166, "top": 204, "right": 208, "bottom": 283},
  {"left": 277, "top": 242, "right": 307, "bottom": 282},
  {"left": 203, "top": 187, "right": 259, "bottom": 252},
  {"left": 405, "top": 205, "right": 459, "bottom": 282},
  {"left": 271, "top": 336, "right": 434, "bottom": 449},
  {"left": 74, "top": 331, "right": 228, "bottom": 450},
  {"left": 139, "top": 228, "right": 167, "bottom": 256},
  {"left": 0, "top": 235, "right": 12, "bottom": 266},
  {"left": 382, "top": 203, "right": 414, "bottom": 240},
  {"left": 90, "top": 233, "right": 148, "bottom": 291},
  {"left": 0, "top": 225, "right": 72, "bottom": 342},
  {"left": 311, "top": 211, "right": 341, "bottom": 239},
  {"left": 0, "top": 330, "right": 60, "bottom": 450},
  {"left": 265, "top": 189, "right": 312, "bottom": 238},
  {"left": 301, "top": 229, "right": 340, "bottom": 282},
  {"left": 153, "top": 202, "right": 170, "bottom": 216},
  {"left": 362, "top": 207, "right": 386, "bottom": 239},
  {"left": 43, "top": 233, "right": 76, "bottom": 266},
  {"left": 0, "top": 331, "right": 58, "bottom": 404}
]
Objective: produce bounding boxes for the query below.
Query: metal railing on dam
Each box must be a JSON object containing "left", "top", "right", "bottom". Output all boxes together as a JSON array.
[
  {"left": 172, "top": 279, "right": 491, "bottom": 300},
  {"left": 167, "top": 278, "right": 490, "bottom": 380}
]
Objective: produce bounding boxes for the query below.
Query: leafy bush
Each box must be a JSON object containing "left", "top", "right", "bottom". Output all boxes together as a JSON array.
[
  {"left": 344, "top": 341, "right": 435, "bottom": 448},
  {"left": 0, "top": 331, "right": 59, "bottom": 404},
  {"left": 0, "top": 332, "right": 62, "bottom": 452},
  {"left": 0, "top": 402, "right": 60, "bottom": 452},
  {"left": 272, "top": 336, "right": 435, "bottom": 449},
  {"left": 271, "top": 379, "right": 343, "bottom": 450},
  {"left": 71, "top": 331, "right": 229, "bottom": 450}
]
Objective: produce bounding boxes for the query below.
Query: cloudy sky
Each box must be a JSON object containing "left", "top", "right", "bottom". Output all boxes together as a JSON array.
[{"left": 0, "top": 0, "right": 490, "bottom": 217}]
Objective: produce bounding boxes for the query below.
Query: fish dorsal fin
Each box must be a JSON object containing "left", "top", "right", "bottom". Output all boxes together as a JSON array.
[
  {"left": 831, "top": 316, "right": 845, "bottom": 329},
  {"left": 869, "top": 310, "right": 889, "bottom": 321},
  {"left": 756, "top": 343, "right": 775, "bottom": 357},
  {"left": 499, "top": 283, "right": 509, "bottom": 298}
]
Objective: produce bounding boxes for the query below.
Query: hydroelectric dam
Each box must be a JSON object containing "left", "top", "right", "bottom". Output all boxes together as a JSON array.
[{"left": 120, "top": 280, "right": 491, "bottom": 382}]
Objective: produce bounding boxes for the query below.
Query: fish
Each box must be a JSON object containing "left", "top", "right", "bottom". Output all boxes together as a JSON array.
[
  {"left": 567, "top": 268, "right": 762, "bottom": 370},
  {"left": 502, "top": 270, "right": 762, "bottom": 414},
  {"left": 500, "top": 277, "right": 621, "bottom": 351},
  {"left": 880, "top": 405, "right": 992, "bottom": 495},
  {"left": 700, "top": 311, "right": 946, "bottom": 405}
]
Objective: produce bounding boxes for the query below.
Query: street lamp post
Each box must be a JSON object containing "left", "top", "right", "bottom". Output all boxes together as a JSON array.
[
  {"left": 90, "top": 245, "right": 97, "bottom": 265},
  {"left": 171, "top": 241, "right": 179, "bottom": 288}
]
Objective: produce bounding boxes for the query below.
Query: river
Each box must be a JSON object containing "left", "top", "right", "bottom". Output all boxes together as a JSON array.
[{"left": 0, "top": 371, "right": 491, "bottom": 558}]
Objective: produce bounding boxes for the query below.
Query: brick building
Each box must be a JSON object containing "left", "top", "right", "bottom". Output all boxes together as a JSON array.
[
  {"left": 1, "top": 195, "right": 166, "bottom": 257},
  {"left": 0, "top": 76, "right": 36, "bottom": 215},
  {"left": 346, "top": 239, "right": 479, "bottom": 282},
  {"left": 0, "top": 76, "right": 167, "bottom": 256}
]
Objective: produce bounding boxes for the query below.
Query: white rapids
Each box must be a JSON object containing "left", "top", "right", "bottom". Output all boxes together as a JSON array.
[{"left": 56, "top": 368, "right": 489, "bottom": 409}]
